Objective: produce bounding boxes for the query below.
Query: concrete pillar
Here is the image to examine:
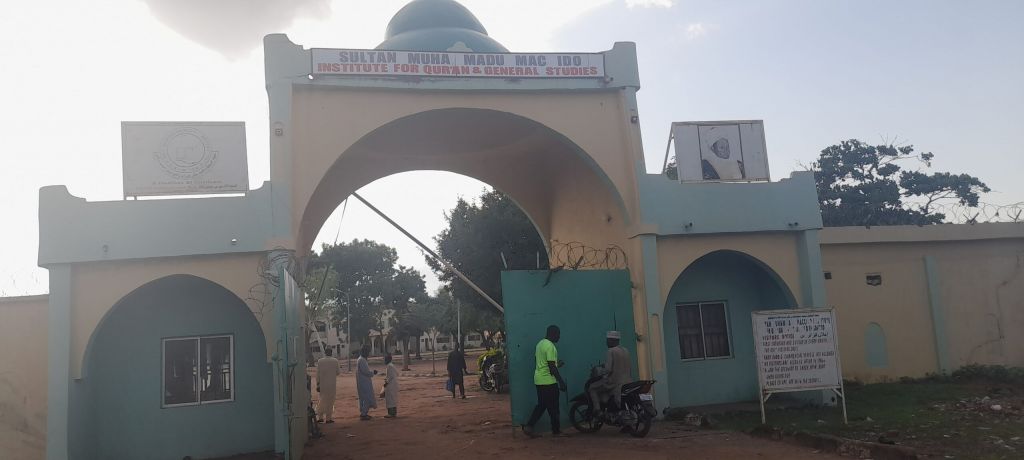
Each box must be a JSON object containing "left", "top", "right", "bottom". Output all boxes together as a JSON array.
[
  {"left": 638, "top": 235, "right": 671, "bottom": 414},
  {"left": 924, "top": 256, "right": 951, "bottom": 374},
  {"left": 46, "top": 265, "right": 71, "bottom": 460},
  {"left": 796, "top": 230, "right": 827, "bottom": 307}
]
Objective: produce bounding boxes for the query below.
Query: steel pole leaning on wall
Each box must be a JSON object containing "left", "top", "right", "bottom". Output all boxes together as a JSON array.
[{"left": 350, "top": 192, "right": 505, "bottom": 314}]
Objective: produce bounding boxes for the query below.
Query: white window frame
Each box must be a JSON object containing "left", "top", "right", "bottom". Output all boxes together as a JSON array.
[
  {"left": 161, "top": 334, "right": 235, "bottom": 408},
  {"left": 676, "top": 301, "right": 734, "bottom": 362}
]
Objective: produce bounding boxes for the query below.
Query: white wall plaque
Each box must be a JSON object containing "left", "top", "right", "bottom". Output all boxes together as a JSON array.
[{"left": 122, "top": 122, "right": 248, "bottom": 197}]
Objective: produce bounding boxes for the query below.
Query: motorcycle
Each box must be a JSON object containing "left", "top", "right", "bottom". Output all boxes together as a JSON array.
[
  {"left": 569, "top": 365, "right": 657, "bottom": 438},
  {"left": 478, "top": 350, "right": 507, "bottom": 393}
]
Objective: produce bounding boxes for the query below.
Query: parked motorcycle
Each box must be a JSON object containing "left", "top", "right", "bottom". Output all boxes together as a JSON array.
[
  {"left": 478, "top": 350, "right": 507, "bottom": 393},
  {"left": 569, "top": 365, "right": 657, "bottom": 438}
]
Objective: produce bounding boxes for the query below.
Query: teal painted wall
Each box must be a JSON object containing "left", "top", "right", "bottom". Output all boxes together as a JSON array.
[
  {"left": 662, "top": 251, "right": 796, "bottom": 408},
  {"left": 636, "top": 171, "right": 823, "bottom": 236},
  {"left": 502, "top": 270, "right": 636, "bottom": 431},
  {"left": 75, "top": 276, "right": 274, "bottom": 460}
]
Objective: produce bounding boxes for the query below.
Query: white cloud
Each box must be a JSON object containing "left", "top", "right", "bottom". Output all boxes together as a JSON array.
[
  {"left": 685, "top": 22, "right": 719, "bottom": 40},
  {"left": 625, "top": 0, "right": 675, "bottom": 8},
  {"left": 140, "top": 0, "right": 331, "bottom": 59}
]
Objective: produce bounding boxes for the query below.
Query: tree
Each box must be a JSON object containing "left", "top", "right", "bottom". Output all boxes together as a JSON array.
[
  {"left": 811, "top": 140, "right": 990, "bottom": 226},
  {"left": 428, "top": 189, "right": 548, "bottom": 332},
  {"left": 301, "top": 265, "right": 338, "bottom": 365},
  {"left": 420, "top": 292, "right": 451, "bottom": 376},
  {"left": 309, "top": 239, "right": 428, "bottom": 354}
]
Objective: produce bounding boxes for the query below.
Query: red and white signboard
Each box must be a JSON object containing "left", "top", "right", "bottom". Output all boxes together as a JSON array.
[{"left": 311, "top": 49, "right": 605, "bottom": 79}]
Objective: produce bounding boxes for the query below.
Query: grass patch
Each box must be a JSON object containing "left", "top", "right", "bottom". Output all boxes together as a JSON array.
[{"left": 710, "top": 381, "right": 1024, "bottom": 459}]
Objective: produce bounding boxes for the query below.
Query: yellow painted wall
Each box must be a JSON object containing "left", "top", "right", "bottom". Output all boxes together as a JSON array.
[
  {"left": 820, "top": 243, "right": 942, "bottom": 381},
  {"left": 821, "top": 226, "right": 1024, "bottom": 382},
  {"left": 67, "top": 253, "right": 273, "bottom": 379},
  {"left": 0, "top": 295, "right": 48, "bottom": 460}
]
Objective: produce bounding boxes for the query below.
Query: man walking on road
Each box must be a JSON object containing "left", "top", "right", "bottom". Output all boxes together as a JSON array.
[
  {"left": 523, "top": 325, "right": 568, "bottom": 438},
  {"left": 447, "top": 343, "right": 468, "bottom": 399},
  {"left": 315, "top": 347, "right": 340, "bottom": 423}
]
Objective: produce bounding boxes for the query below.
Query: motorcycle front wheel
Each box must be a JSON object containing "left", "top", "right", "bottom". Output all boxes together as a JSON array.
[
  {"left": 569, "top": 401, "right": 603, "bottom": 433},
  {"left": 479, "top": 375, "right": 495, "bottom": 392}
]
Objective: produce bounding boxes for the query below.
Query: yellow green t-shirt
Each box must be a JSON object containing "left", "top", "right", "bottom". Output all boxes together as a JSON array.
[{"left": 534, "top": 338, "right": 558, "bottom": 385}]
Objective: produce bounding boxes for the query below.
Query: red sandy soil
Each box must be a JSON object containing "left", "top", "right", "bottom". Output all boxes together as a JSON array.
[{"left": 301, "top": 352, "right": 841, "bottom": 460}]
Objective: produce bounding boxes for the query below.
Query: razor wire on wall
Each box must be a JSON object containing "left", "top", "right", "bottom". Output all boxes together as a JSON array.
[
  {"left": 247, "top": 248, "right": 302, "bottom": 321},
  {"left": 931, "top": 201, "right": 1024, "bottom": 224},
  {"left": 549, "top": 240, "right": 629, "bottom": 270}
]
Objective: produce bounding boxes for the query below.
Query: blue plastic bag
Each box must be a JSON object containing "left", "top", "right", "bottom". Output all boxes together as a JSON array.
[{"left": 445, "top": 378, "right": 454, "bottom": 392}]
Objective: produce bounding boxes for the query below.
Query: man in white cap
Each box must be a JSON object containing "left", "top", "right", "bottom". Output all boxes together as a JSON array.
[{"left": 590, "top": 331, "right": 632, "bottom": 421}]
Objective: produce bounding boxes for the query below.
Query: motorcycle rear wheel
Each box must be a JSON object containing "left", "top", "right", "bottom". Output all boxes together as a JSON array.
[
  {"left": 629, "top": 411, "right": 652, "bottom": 438},
  {"left": 569, "top": 401, "right": 603, "bottom": 433}
]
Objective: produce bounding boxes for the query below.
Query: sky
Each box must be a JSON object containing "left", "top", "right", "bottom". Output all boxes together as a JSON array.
[{"left": 1, "top": 0, "right": 1022, "bottom": 296}]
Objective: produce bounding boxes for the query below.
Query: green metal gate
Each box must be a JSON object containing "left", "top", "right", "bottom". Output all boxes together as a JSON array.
[{"left": 501, "top": 269, "right": 636, "bottom": 430}]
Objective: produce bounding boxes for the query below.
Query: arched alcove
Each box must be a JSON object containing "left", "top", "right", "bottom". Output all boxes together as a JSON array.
[
  {"left": 74, "top": 275, "right": 274, "bottom": 459},
  {"left": 661, "top": 250, "right": 797, "bottom": 408}
]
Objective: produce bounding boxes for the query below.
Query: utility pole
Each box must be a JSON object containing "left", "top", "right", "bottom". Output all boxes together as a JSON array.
[
  {"left": 345, "top": 291, "right": 352, "bottom": 372},
  {"left": 457, "top": 299, "right": 462, "bottom": 349}
]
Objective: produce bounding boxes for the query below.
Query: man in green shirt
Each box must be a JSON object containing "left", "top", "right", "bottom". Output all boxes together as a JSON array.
[{"left": 523, "top": 325, "right": 568, "bottom": 438}]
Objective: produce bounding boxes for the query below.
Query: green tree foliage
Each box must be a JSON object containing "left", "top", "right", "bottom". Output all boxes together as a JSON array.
[
  {"left": 301, "top": 265, "right": 338, "bottom": 364},
  {"left": 812, "top": 140, "right": 989, "bottom": 226},
  {"left": 427, "top": 189, "right": 548, "bottom": 335},
  {"left": 309, "top": 239, "right": 427, "bottom": 350}
]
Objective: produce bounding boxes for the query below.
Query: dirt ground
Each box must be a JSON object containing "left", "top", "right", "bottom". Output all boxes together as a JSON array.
[{"left": 302, "top": 352, "right": 840, "bottom": 460}]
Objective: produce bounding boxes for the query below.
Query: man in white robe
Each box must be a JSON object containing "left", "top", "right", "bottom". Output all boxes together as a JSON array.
[
  {"left": 382, "top": 353, "right": 400, "bottom": 418},
  {"left": 315, "top": 347, "right": 340, "bottom": 423},
  {"left": 356, "top": 344, "right": 378, "bottom": 420}
]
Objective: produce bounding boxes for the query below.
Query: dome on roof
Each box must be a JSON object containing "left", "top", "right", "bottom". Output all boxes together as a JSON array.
[{"left": 376, "top": 0, "right": 508, "bottom": 53}]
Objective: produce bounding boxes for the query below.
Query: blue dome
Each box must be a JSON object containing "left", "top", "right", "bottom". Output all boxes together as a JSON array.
[{"left": 376, "top": 0, "right": 508, "bottom": 53}]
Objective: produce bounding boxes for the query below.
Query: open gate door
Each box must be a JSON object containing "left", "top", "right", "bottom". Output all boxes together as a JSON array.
[{"left": 501, "top": 269, "right": 636, "bottom": 431}]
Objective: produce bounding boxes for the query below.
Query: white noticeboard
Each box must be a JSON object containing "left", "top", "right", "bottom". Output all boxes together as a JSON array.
[
  {"left": 751, "top": 308, "right": 847, "bottom": 424},
  {"left": 670, "top": 120, "right": 770, "bottom": 182},
  {"left": 121, "top": 122, "right": 248, "bottom": 197}
]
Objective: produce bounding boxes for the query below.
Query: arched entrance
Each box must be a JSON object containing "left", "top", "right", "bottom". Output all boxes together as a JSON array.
[
  {"left": 76, "top": 275, "right": 274, "bottom": 460},
  {"left": 662, "top": 250, "right": 797, "bottom": 408},
  {"left": 293, "top": 107, "right": 632, "bottom": 260}
]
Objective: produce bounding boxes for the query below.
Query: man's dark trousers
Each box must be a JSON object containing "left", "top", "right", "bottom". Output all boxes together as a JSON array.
[{"left": 525, "top": 383, "right": 560, "bottom": 433}]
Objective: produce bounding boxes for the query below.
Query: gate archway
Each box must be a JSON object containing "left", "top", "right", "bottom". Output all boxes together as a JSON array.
[{"left": 292, "top": 106, "right": 634, "bottom": 259}]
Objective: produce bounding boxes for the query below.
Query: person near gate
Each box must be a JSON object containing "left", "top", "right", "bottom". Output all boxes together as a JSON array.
[
  {"left": 589, "top": 331, "right": 632, "bottom": 422},
  {"left": 356, "top": 344, "right": 378, "bottom": 420},
  {"left": 381, "top": 352, "right": 400, "bottom": 418},
  {"left": 523, "top": 325, "right": 568, "bottom": 438},
  {"left": 315, "top": 347, "right": 340, "bottom": 423},
  {"left": 447, "top": 343, "right": 468, "bottom": 399}
]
